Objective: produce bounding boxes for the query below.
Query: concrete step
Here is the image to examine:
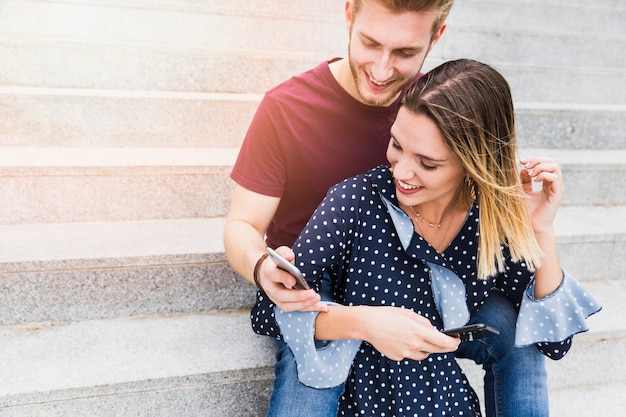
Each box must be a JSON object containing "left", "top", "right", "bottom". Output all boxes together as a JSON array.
[
  {"left": 0, "top": 279, "right": 622, "bottom": 416},
  {"left": 0, "top": 42, "right": 328, "bottom": 94},
  {"left": 0, "top": 217, "right": 255, "bottom": 326},
  {"left": 0, "top": 1, "right": 345, "bottom": 56},
  {"left": 0, "top": 1, "right": 343, "bottom": 94},
  {"left": 440, "top": 23, "right": 626, "bottom": 69},
  {"left": 1, "top": 204, "right": 624, "bottom": 325},
  {"left": 515, "top": 103, "right": 626, "bottom": 150},
  {"left": 0, "top": 309, "right": 275, "bottom": 417},
  {"left": 441, "top": 0, "right": 626, "bottom": 69},
  {"left": 551, "top": 205, "right": 626, "bottom": 283},
  {"left": 1, "top": 88, "right": 624, "bottom": 149},
  {"left": 446, "top": 0, "right": 625, "bottom": 35},
  {"left": 1, "top": 1, "right": 624, "bottom": 104},
  {"left": 0, "top": 88, "right": 261, "bottom": 148},
  {"left": 3, "top": 37, "right": 625, "bottom": 105},
  {"left": 0, "top": 148, "right": 624, "bottom": 224},
  {"left": 549, "top": 382, "right": 625, "bottom": 417},
  {"left": 0, "top": 148, "right": 237, "bottom": 224},
  {"left": 422, "top": 56, "right": 626, "bottom": 105},
  {"left": 5, "top": 0, "right": 621, "bottom": 53},
  {"left": 493, "top": 65, "right": 625, "bottom": 105},
  {"left": 422, "top": 0, "right": 626, "bottom": 106}
]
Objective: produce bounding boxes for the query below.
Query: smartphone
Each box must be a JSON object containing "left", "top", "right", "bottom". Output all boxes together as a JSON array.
[
  {"left": 265, "top": 247, "right": 310, "bottom": 290},
  {"left": 442, "top": 323, "right": 499, "bottom": 342}
]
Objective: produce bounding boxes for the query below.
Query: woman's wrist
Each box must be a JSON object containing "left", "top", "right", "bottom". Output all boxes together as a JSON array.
[{"left": 315, "top": 305, "right": 369, "bottom": 341}]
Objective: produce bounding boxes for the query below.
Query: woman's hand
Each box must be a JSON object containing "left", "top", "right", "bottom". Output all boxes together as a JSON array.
[
  {"left": 359, "top": 306, "right": 460, "bottom": 361},
  {"left": 520, "top": 157, "right": 564, "bottom": 235}
]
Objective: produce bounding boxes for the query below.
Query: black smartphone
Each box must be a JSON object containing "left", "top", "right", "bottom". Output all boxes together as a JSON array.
[
  {"left": 442, "top": 323, "right": 499, "bottom": 342},
  {"left": 265, "top": 247, "right": 310, "bottom": 290}
]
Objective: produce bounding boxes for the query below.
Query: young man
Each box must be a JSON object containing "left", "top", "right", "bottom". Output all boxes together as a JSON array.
[{"left": 225, "top": 1, "right": 548, "bottom": 416}]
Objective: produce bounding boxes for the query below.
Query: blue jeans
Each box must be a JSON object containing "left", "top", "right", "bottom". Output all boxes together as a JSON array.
[
  {"left": 266, "top": 290, "right": 548, "bottom": 417},
  {"left": 456, "top": 291, "right": 549, "bottom": 417},
  {"left": 267, "top": 338, "right": 345, "bottom": 417}
]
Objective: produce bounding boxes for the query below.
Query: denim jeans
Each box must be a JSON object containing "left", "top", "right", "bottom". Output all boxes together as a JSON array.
[
  {"left": 266, "top": 290, "right": 548, "bottom": 417},
  {"left": 267, "top": 338, "right": 345, "bottom": 417},
  {"left": 456, "top": 291, "right": 549, "bottom": 417}
]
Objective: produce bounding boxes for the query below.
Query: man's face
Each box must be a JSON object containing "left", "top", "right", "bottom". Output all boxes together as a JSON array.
[{"left": 345, "top": 1, "right": 445, "bottom": 107}]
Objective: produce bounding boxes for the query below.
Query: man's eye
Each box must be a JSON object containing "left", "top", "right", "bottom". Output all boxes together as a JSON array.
[{"left": 396, "top": 50, "right": 416, "bottom": 58}]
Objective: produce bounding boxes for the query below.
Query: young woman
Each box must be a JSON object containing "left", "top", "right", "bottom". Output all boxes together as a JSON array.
[{"left": 252, "top": 59, "right": 600, "bottom": 416}]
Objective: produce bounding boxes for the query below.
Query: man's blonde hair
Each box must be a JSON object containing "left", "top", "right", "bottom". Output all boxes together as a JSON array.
[{"left": 353, "top": 0, "right": 455, "bottom": 35}]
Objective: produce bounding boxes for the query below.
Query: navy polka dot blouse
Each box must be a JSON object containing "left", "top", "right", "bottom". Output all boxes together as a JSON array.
[{"left": 251, "top": 166, "right": 601, "bottom": 417}]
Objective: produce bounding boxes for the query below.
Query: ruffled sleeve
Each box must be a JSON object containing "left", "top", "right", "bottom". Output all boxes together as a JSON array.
[
  {"left": 515, "top": 270, "right": 602, "bottom": 347},
  {"left": 274, "top": 302, "right": 362, "bottom": 389}
]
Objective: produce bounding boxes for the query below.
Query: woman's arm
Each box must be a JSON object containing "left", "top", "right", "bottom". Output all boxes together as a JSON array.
[
  {"left": 532, "top": 230, "right": 563, "bottom": 298},
  {"left": 520, "top": 157, "right": 564, "bottom": 298},
  {"left": 315, "top": 305, "right": 460, "bottom": 362},
  {"left": 512, "top": 158, "right": 601, "bottom": 356}
]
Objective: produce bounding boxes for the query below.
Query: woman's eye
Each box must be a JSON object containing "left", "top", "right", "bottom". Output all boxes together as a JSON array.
[
  {"left": 390, "top": 138, "right": 401, "bottom": 150},
  {"left": 420, "top": 160, "right": 437, "bottom": 171}
]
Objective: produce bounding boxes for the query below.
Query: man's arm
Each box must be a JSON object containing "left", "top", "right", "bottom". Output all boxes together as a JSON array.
[{"left": 223, "top": 183, "right": 327, "bottom": 312}]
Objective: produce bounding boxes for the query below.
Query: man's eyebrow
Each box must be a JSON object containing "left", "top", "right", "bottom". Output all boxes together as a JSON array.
[{"left": 359, "top": 32, "right": 377, "bottom": 43}]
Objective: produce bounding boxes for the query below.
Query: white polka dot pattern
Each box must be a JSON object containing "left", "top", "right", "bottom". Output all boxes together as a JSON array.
[
  {"left": 250, "top": 166, "right": 601, "bottom": 416},
  {"left": 515, "top": 270, "right": 601, "bottom": 345}
]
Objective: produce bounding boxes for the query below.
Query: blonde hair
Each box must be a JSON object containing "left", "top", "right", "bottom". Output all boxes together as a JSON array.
[
  {"left": 402, "top": 59, "right": 543, "bottom": 279},
  {"left": 353, "top": 0, "right": 455, "bottom": 36}
]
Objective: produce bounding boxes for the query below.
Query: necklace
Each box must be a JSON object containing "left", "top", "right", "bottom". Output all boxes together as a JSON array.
[
  {"left": 410, "top": 208, "right": 441, "bottom": 228},
  {"left": 409, "top": 197, "right": 460, "bottom": 251}
]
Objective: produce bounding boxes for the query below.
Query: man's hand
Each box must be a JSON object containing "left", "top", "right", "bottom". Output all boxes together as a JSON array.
[{"left": 257, "top": 246, "right": 329, "bottom": 313}]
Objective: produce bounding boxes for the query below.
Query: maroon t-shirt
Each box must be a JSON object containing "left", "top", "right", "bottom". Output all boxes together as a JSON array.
[{"left": 231, "top": 59, "right": 413, "bottom": 248}]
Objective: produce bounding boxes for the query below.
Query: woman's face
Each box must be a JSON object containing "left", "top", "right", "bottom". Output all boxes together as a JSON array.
[{"left": 387, "top": 108, "right": 466, "bottom": 209}]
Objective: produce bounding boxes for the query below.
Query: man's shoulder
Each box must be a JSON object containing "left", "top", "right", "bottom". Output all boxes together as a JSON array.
[{"left": 265, "top": 60, "right": 335, "bottom": 97}]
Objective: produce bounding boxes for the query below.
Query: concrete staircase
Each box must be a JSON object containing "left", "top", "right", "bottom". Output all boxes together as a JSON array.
[{"left": 0, "top": 0, "right": 624, "bottom": 415}]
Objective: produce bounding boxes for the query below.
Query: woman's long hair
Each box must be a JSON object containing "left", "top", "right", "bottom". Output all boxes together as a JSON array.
[{"left": 402, "top": 59, "right": 542, "bottom": 279}]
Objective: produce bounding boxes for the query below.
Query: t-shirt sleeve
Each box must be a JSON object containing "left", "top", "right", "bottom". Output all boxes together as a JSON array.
[{"left": 230, "top": 95, "right": 287, "bottom": 197}]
